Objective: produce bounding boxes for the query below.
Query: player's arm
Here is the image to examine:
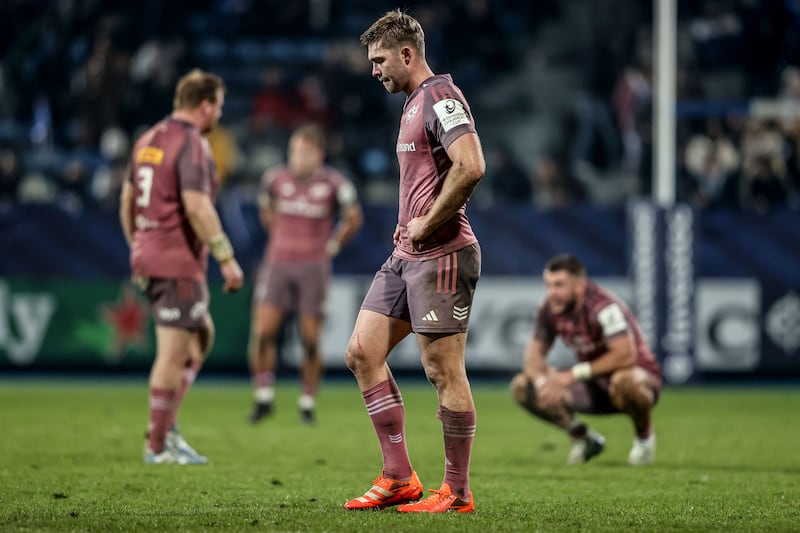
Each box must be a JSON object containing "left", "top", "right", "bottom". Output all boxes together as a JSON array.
[
  {"left": 523, "top": 338, "right": 553, "bottom": 386},
  {"left": 119, "top": 180, "right": 135, "bottom": 246},
  {"left": 182, "top": 189, "right": 244, "bottom": 293},
  {"left": 258, "top": 200, "right": 275, "bottom": 233},
  {"left": 257, "top": 172, "right": 276, "bottom": 233},
  {"left": 327, "top": 183, "right": 363, "bottom": 257},
  {"left": 406, "top": 132, "right": 485, "bottom": 244},
  {"left": 579, "top": 333, "right": 637, "bottom": 378}
]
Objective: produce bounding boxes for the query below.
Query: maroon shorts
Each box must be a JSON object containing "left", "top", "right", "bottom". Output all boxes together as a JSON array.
[
  {"left": 568, "top": 368, "right": 662, "bottom": 414},
  {"left": 144, "top": 278, "right": 210, "bottom": 330},
  {"left": 253, "top": 261, "right": 330, "bottom": 317},
  {"left": 361, "top": 243, "right": 481, "bottom": 333}
]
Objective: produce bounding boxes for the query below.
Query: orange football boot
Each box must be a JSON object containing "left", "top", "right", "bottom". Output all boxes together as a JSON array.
[
  {"left": 344, "top": 471, "right": 423, "bottom": 510},
  {"left": 396, "top": 483, "right": 474, "bottom": 513}
]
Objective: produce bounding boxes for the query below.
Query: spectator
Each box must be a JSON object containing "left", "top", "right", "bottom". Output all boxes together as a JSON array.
[{"left": 682, "top": 118, "right": 741, "bottom": 209}]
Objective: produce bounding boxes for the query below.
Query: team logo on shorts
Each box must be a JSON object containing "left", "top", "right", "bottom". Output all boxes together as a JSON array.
[
  {"left": 453, "top": 305, "right": 470, "bottom": 320},
  {"left": 421, "top": 310, "right": 439, "bottom": 322},
  {"left": 189, "top": 301, "right": 207, "bottom": 320},
  {"left": 158, "top": 307, "right": 181, "bottom": 322}
]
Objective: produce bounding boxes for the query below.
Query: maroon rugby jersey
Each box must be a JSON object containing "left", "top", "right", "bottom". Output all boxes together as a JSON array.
[
  {"left": 260, "top": 165, "right": 356, "bottom": 263},
  {"left": 128, "top": 118, "right": 217, "bottom": 281},
  {"left": 394, "top": 74, "right": 479, "bottom": 261},
  {"left": 534, "top": 281, "right": 662, "bottom": 377}
]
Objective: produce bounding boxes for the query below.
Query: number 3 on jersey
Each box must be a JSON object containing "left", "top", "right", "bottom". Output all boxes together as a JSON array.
[{"left": 136, "top": 167, "right": 154, "bottom": 207}]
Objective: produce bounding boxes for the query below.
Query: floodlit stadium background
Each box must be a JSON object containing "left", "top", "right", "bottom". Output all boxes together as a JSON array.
[{"left": 2, "top": 0, "right": 799, "bottom": 383}]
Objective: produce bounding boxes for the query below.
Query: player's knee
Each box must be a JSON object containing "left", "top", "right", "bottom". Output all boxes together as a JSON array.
[
  {"left": 344, "top": 340, "right": 369, "bottom": 373},
  {"left": 610, "top": 367, "right": 652, "bottom": 407}
]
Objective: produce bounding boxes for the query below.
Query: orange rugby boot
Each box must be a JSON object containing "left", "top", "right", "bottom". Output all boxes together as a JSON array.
[
  {"left": 344, "top": 471, "right": 423, "bottom": 510},
  {"left": 396, "top": 483, "right": 474, "bottom": 513}
]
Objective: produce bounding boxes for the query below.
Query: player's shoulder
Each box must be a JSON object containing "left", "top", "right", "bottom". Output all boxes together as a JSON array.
[
  {"left": 585, "top": 281, "right": 622, "bottom": 313},
  {"left": 319, "top": 165, "right": 349, "bottom": 184},
  {"left": 261, "top": 165, "right": 289, "bottom": 185},
  {"left": 421, "top": 74, "right": 465, "bottom": 102}
]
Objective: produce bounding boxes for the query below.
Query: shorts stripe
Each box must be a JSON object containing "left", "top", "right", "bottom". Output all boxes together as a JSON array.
[
  {"left": 436, "top": 252, "right": 458, "bottom": 294},
  {"left": 451, "top": 252, "right": 458, "bottom": 293}
]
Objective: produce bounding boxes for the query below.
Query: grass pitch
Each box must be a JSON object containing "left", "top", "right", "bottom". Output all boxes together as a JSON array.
[{"left": 0, "top": 377, "right": 798, "bottom": 532}]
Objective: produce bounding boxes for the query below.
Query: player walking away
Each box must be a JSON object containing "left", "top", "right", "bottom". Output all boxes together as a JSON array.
[
  {"left": 247, "top": 123, "right": 362, "bottom": 425},
  {"left": 343, "top": 9, "right": 485, "bottom": 513},
  {"left": 510, "top": 254, "right": 662, "bottom": 465},
  {"left": 119, "top": 69, "right": 244, "bottom": 464}
]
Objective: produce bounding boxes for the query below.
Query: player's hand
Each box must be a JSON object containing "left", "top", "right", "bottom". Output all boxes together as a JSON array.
[
  {"left": 537, "top": 371, "right": 572, "bottom": 408},
  {"left": 406, "top": 216, "right": 432, "bottom": 250},
  {"left": 220, "top": 258, "right": 244, "bottom": 293},
  {"left": 393, "top": 224, "right": 400, "bottom": 246}
]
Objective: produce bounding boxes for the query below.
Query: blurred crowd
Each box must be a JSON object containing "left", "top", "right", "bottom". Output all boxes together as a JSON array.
[{"left": 1, "top": 0, "right": 800, "bottom": 215}]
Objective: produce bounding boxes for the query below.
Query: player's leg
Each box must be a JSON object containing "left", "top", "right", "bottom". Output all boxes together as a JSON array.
[
  {"left": 163, "top": 315, "right": 213, "bottom": 464},
  {"left": 169, "top": 312, "right": 213, "bottom": 429},
  {"left": 609, "top": 366, "right": 661, "bottom": 465},
  {"left": 509, "top": 372, "right": 606, "bottom": 464},
  {"left": 145, "top": 324, "right": 194, "bottom": 463},
  {"left": 396, "top": 245, "right": 479, "bottom": 513},
  {"left": 343, "top": 309, "right": 421, "bottom": 510},
  {"left": 510, "top": 370, "right": 575, "bottom": 428},
  {"left": 247, "top": 302, "right": 284, "bottom": 422},
  {"left": 297, "top": 313, "right": 322, "bottom": 424},
  {"left": 395, "top": 332, "right": 475, "bottom": 513},
  {"left": 295, "top": 261, "right": 329, "bottom": 424}
]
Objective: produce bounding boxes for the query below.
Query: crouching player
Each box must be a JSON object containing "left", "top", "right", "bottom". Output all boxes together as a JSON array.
[{"left": 510, "top": 254, "right": 662, "bottom": 465}]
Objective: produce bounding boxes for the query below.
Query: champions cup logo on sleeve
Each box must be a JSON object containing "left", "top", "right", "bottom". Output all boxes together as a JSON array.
[
  {"left": 136, "top": 147, "right": 164, "bottom": 165},
  {"left": 433, "top": 98, "right": 470, "bottom": 132}
]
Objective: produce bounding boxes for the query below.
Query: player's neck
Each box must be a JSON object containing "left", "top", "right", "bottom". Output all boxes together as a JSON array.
[
  {"left": 405, "top": 64, "right": 436, "bottom": 95},
  {"left": 171, "top": 109, "right": 204, "bottom": 131}
]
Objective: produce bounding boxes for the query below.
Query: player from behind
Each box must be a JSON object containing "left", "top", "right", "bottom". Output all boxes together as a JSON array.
[
  {"left": 343, "top": 9, "right": 484, "bottom": 513},
  {"left": 119, "top": 69, "right": 244, "bottom": 464},
  {"left": 510, "top": 254, "right": 662, "bottom": 465},
  {"left": 247, "top": 123, "right": 362, "bottom": 425}
]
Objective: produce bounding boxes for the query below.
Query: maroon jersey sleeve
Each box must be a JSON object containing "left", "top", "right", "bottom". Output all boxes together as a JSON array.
[
  {"left": 426, "top": 80, "right": 477, "bottom": 150},
  {"left": 177, "top": 130, "right": 213, "bottom": 193}
]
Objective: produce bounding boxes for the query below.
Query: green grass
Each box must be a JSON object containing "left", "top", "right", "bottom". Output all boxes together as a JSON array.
[{"left": 0, "top": 378, "right": 798, "bottom": 532}]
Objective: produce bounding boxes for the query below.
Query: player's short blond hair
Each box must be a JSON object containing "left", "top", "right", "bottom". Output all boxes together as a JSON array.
[
  {"left": 173, "top": 69, "right": 225, "bottom": 111},
  {"left": 291, "top": 123, "right": 326, "bottom": 152},
  {"left": 360, "top": 9, "right": 425, "bottom": 55}
]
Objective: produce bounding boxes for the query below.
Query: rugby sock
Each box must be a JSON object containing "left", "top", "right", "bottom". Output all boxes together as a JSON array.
[
  {"left": 301, "top": 382, "right": 317, "bottom": 406},
  {"left": 148, "top": 388, "right": 176, "bottom": 453},
  {"left": 438, "top": 405, "right": 476, "bottom": 500},
  {"left": 253, "top": 371, "right": 275, "bottom": 403},
  {"left": 362, "top": 377, "right": 412, "bottom": 480},
  {"left": 168, "top": 359, "right": 199, "bottom": 428},
  {"left": 567, "top": 419, "right": 588, "bottom": 439}
]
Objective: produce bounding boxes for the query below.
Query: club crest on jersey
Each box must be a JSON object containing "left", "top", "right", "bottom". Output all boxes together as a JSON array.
[
  {"left": 309, "top": 183, "right": 331, "bottom": 199},
  {"left": 280, "top": 182, "right": 296, "bottom": 197},
  {"left": 405, "top": 103, "right": 419, "bottom": 123}
]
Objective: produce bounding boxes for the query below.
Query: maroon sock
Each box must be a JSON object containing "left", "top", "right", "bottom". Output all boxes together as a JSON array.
[
  {"left": 363, "top": 378, "right": 412, "bottom": 480},
  {"left": 168, "top": 359, "right": 200, "bottom": 428},
  {"left": 567, "top": 420, "right": 588, "bottom": 439},
  {"left": 148, "top": 388, "right": 176, "bottom": 453},
  {"left": 438, "top": 405, "right": 476, "bottom": 500}
]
